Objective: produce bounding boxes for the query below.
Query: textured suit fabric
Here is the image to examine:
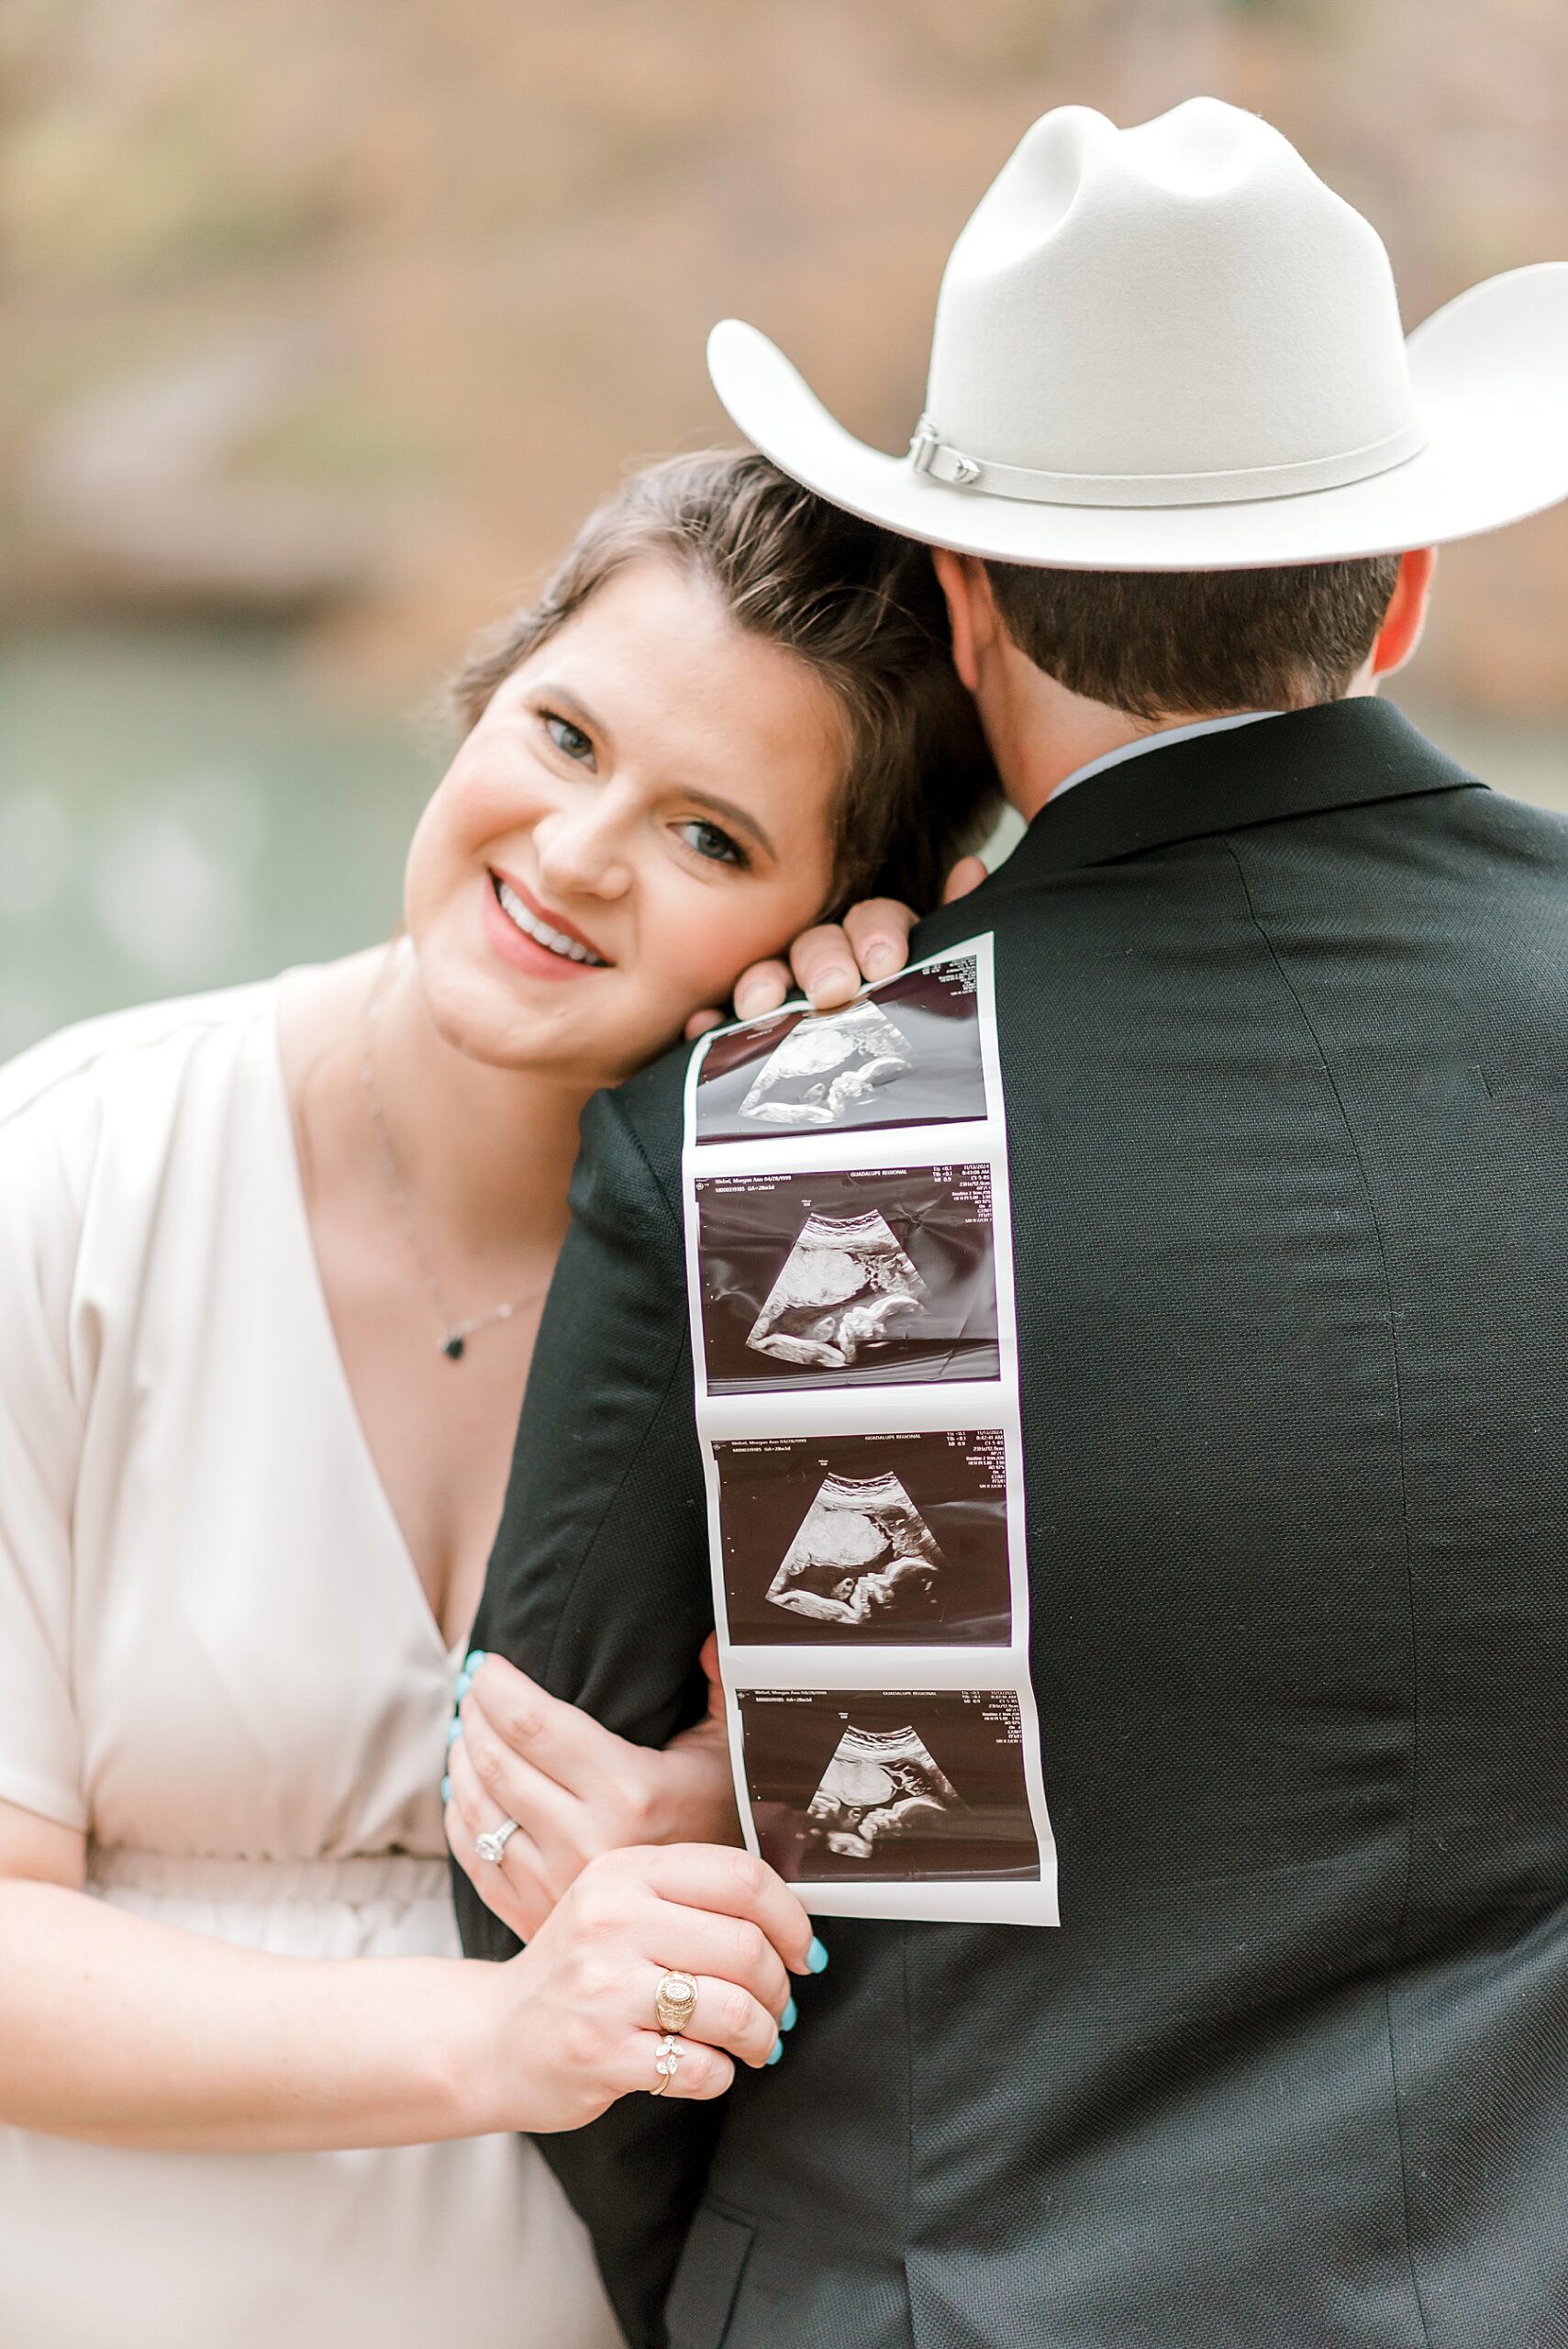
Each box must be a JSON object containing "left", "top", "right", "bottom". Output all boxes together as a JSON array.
[{"left": 457, "top": 698, "right": 1568, "bottom": 2349}]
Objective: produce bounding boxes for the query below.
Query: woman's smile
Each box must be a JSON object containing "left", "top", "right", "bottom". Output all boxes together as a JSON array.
[{"left": 484, "top": 867, "right": 613, "bottom": 981}]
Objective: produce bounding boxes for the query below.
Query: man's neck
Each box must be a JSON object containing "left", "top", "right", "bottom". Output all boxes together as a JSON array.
[
  {"left": 995, "top": 683, "right": 1386, "bottom": 823},
  {"left": 1003, "top": 702, "right": 1254, "bottom": 823}
]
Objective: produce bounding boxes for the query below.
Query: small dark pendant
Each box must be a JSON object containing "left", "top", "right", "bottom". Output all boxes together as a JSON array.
[{"left": 442, "top": 1335, "right": 466, "bottom": 1362}]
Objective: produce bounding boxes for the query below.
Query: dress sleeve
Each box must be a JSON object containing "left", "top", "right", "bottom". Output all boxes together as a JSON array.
[{"left": 0, "top": 1077, "right": 89, "bottom": 1831}]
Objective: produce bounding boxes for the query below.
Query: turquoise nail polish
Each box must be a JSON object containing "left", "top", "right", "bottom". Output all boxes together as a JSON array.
[
  {"left": 464, "top": 1649, "right": 486, "bottom": 1675},
  {"left": 454, "top": 1673, "right": 473, "bottom": 1701},
  {"left": 439, "top": 1775, "right": 451, "bottom": 1802},
  {"left": 765, "top": 2037, "right": 784, "bottom": 2065},
  {"left": 781, "top": 1998, "right": 797, "bottom": 2032},
  {"left": 806, "top": 1937, "right": 829, "bottom": 1974},
  {"left": 446, "top": 1718, "right": 462, "bottom": 1746}
]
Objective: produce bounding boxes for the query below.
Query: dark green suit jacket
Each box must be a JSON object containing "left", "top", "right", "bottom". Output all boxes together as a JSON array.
[{"left": 458, "top": 698, "right": 1568, "bottom": 2349}]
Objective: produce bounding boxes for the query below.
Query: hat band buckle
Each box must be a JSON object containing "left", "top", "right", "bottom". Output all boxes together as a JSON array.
[{"left": 906, "top": 412, "right": 1429, "bottom": 510}]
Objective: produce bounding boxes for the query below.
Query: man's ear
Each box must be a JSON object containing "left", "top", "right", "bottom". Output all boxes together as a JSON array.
[
  {"left": 1370, "top": 547, "right": 1438, "bottom": 677},
  {"left": 931, "top": 548, "right": 990, "bottom": 694}
]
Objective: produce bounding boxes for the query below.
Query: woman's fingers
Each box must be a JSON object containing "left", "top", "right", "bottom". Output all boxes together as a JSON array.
[
  {"left": 445, "top": 1741, "right": 553, "bottom": 1938},
  {"left": 462, "top": 1730, "right": 574, "bottom": 1862},
  {"left": 636, "top": 2033, "right": 735, "bottom": 2103},
  {"left": 463, "top": 1658, "right": 630, "bottom": 1813},
  {"left": 639, "top": 1903, "right": 793, "bottom": 2022},
  {"left": 630, "top": 1842, "right": 815, "bottom": 1980},
  {"left": 730, "top": 959, "right": 792, "bottom": 1022},
  {"left": 784, "top": 898, "right": 917, "bottom": 1011},
  {"left": 458, "top": 1658, "right": 745, "bottom": 1912},
  {"left": 784, "top": 924, "right": 862, "bottom": 1010},
  {"left": 510, "top": 1847, "right": 816, "bottom": 2125},
  {"left": 840, "top": 896, "right": 915, "bottom": 983},
  {"left": 700, "top": 889, "right": 920, "bottom": 1037},
  {"left": 643, "top": 1965, "right": 783, "bottom": 2069}
]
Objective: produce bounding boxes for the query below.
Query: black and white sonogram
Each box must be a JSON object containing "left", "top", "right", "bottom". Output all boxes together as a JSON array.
[
  {"left": 694, "top": 954, "right": 989, "bottom": 1143},
  {"left": 751, "top": 1208, "right": 925, "bottom": 1365},
  {"left": 740, "top": 1689, "right": 1040, "bottom": 1886},
  {"left": 695, "top": 1165, "right": 1000, "bottom": 1393},
  {"left": 715, "top": 1430, "right": 1012, "bottom": 1645}
]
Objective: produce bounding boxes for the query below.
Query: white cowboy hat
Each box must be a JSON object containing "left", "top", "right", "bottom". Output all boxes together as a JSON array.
[{"left": 707, "top": 96, "right": 1568, "bottom": 570}]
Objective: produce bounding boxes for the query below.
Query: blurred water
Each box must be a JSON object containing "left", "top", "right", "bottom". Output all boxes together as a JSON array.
[
  {"left": 0, "top": 628, "right": 1562, "bottom": 1064},
  {"left": 0, "top": 624, "right": 435, "bottom": 1061}
]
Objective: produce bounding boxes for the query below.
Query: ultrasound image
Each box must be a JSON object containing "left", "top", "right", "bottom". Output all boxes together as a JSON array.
[
  {"left": 745, "top": 1208, "right": 927, "bottom": 1371},
  {"left": 694, "top": 953, "right": 990, "bottom": 1144},
  {"left": 696, "top": 1165, "right": 1000, "bottom": 1394},
  {"left": 765, "top": 1472, "right": 944, "bottom": 1625},
  {"left": 740, "top": 1687, "right": 1040, "bottom": 1886},
  {"left": 715, "top": 1428, "right": 1013, "bottom": 1647},
  {"left": 737, "top": 1000, "right": 915, "bottom": 1130}
]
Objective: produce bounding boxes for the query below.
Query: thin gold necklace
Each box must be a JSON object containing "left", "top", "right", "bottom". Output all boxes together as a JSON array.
[{"left": 359, "top": 953, "right": 548, "bottom": 1362}]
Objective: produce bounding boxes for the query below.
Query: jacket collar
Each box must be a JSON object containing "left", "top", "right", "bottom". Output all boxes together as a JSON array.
[{"left": 997, "top": 697, "right": 1481, "bottom": 882}]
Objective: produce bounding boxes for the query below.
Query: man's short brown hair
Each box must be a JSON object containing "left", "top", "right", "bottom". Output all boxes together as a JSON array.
[{"left": 983, "top": 555, "right": 1405, "bottom": 722}]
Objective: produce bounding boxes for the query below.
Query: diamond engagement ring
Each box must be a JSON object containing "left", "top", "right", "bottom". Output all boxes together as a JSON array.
[
  {"left": 474, "top": 1818, "right": 520, "bottom": 1865},
  {"left": 654, "top": 1968, "right": 700, "bottom": 2034}
]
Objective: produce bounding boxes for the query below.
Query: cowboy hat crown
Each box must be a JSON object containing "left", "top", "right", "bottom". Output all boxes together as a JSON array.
[{"left": 709, "top": 96, "right": 1568, "bottom": 569}]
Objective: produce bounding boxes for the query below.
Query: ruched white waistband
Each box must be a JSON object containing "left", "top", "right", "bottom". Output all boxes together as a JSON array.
[
  {"left": 88, "top": 1847, "right": 448, "bottom": 1902},
  {"left": 83, "top": 1847, "right": 461, "bottom": 1961}
]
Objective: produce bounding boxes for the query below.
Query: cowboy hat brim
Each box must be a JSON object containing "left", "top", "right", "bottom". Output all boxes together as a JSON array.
[{"left": 708, "top": 264, "right": 1568, "bottom": 570}]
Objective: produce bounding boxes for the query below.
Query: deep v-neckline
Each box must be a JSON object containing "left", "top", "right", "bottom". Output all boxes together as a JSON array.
[{"left": 262, "top": 983, "right": 463, "bottom": 1668}]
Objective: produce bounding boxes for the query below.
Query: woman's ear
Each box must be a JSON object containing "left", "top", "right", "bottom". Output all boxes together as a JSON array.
[
  {"left": 931, "top": 549, "right": 991, "bottom": 694},
  {"left": 1370, "top": 547, "right": 1438, "bottom": 678}
]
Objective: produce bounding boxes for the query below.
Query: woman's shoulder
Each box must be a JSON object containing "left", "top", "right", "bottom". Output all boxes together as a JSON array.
[
  {"left": 0, "top": 977, "right": 282, "bottom": 1140},
  {"left": 0, "top": 978, "right": 288, "bottom": 1220}
]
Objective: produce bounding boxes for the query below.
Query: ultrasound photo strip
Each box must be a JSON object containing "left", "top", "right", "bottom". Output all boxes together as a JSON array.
[{"left": 682, "top": 935, "right": 1060, "bottom": 1928}]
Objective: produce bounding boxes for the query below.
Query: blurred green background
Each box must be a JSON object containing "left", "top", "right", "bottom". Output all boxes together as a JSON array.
[{"left": 3, "top": 0, "right": 1566, "bottom": 1056}]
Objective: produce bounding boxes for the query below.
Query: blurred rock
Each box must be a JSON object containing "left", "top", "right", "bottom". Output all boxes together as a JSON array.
[{"left": 17, "top": 327, "right": 425, "bottom": 611}]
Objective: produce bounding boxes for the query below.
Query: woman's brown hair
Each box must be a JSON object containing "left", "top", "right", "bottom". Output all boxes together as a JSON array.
[{"left": 453, "top": 451, "right": 1001, "bottom": 917}]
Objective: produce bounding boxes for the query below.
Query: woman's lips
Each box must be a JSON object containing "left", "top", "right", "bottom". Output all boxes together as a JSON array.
[{"left": 482, "top": 870, "right": 613, "bottom": 982}]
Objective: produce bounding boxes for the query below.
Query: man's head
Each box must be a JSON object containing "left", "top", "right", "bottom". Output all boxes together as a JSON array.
[
  {"left": 707, "top": 98, "right": 1568, "bottom": 792},
  {"left": 930, "top": 545, "right": 1438, "bottom": 816}
]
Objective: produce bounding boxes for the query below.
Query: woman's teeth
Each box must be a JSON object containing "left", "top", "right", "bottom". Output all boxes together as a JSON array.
[{"left": 495, "top": 878, "right": 607, "bottom": 965}]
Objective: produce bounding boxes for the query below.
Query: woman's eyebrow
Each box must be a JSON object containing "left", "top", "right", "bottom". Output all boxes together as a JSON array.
[
  {"left": 531, "top": 680, "right": 611, "bottom": 751},
  {"left": 685, "top": 789, "right": 775, "bottom": 861}
]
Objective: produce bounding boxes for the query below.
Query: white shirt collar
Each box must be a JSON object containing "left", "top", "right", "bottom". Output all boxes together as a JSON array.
[{"left": 1049, "top": 709, "right": 1285, "bottom": 804}]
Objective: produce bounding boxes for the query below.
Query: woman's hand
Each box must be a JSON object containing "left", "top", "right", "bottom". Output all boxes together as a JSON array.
[
  {"left": 472, "top": 1844, "right": 817, "bottom": 2134},
  {"left": 446, "top": 1641, "right": 740, "bottom": 1942},
  {"left": 684, "top": 852, "right": 987, "bottom": 1039}
]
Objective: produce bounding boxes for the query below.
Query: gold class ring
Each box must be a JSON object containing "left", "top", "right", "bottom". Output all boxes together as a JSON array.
[{"left": 654, "top": 1968, "right": 700, "bottom": 2035}]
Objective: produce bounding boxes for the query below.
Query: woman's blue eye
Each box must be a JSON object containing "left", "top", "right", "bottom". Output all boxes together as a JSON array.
[
  {"left": 678, "top": 819, "right": 746, "bottom": 868},
  {"left": 543, "top": 712, "right": 595, "bottom": 764}
]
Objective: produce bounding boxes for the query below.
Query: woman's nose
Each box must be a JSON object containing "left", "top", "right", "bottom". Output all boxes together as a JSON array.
[{"left": 531, "top": 804, "right": 634, "bottom": 900}]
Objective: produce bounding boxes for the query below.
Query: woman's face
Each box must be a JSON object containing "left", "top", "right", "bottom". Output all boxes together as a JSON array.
[{"left": 406, "top": 557, "right": 844, "bottom": 1085}]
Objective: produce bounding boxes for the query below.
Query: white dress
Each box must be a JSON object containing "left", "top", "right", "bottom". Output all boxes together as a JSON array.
[{"left": 0, "top": 981, "right": 625, "bottom": 2349}]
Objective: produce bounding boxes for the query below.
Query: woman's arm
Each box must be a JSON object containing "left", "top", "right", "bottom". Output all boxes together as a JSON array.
[
  {"left": 446, "top": 1639, "right": 740, "bottom": 1943},
  {"left": 0, "top": 1797, "right": 806, "bottom": 2151}
]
